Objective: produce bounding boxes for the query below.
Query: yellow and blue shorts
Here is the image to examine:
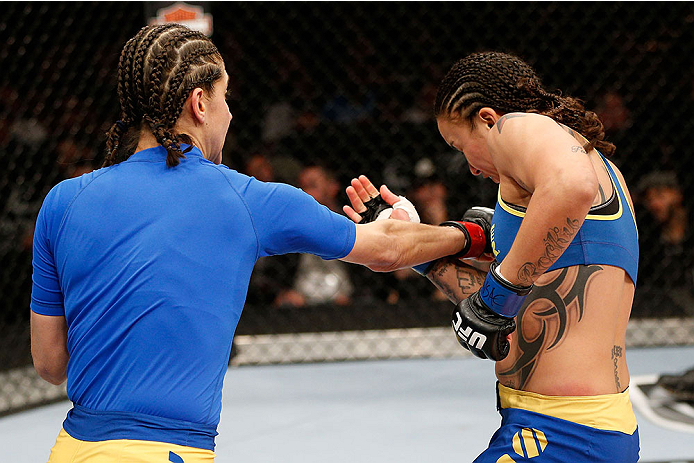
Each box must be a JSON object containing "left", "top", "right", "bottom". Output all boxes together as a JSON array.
[
  {"left": 474, "top": 383, "right": 639, "bottom": 462},
  {"left": 47, "top": 428, "right": 216, "bottom": 463}
]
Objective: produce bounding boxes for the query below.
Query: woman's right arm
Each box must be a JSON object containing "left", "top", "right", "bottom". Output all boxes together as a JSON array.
[
  {"left": 422, "top": 258, "right": 487, "bottom": 305},
  {"left": 341, "top": 219, "right": 468, "bottom": 272},
  {"left": 342, "top": 175, "right": 488, "bottom": 300}
]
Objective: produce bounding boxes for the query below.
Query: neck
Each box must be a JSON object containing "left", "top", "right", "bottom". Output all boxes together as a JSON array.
[
  {"left": 135, "top": 129, "right": 160, "bottom": 153},
  {"left": 135, "top": 127, "right": 205, "bottom": 157}
]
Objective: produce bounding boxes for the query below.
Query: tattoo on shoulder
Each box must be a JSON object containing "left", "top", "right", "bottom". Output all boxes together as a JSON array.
[
  {"left": 498, "top": 265, "right": 603, "bottom": 389},
  {"left": 556, "top": 120, "right": 589, "bottom": 147},
  {"left": 496, "top": 113, "right": 526, "bottom": 133},
  {"left": 571, "top": 145, "right": 587, "bottom": 154},
  {"left": 517, "top": 217, "right": 581, "bottom": 285}
]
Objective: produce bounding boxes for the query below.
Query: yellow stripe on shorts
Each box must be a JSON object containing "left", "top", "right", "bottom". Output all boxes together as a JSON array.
[{"left": 47, "top": 428, "right": 216, "bottom": 463}]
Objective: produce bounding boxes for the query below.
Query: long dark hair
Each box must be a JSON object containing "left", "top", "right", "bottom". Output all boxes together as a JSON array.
[
  {"left": 104, "top": 24, "right": 224, "bottom": 167},
  {"left": 434, "top": 52, "right": 615, "bottom": 156}
]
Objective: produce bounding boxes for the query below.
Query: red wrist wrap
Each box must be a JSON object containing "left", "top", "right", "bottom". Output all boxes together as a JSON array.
[
  {"left": 440, "top": 221, "right": 487, "bottom": 259},
  {"left": 460, "top": 222, "right": 486, "bottom": 258}
]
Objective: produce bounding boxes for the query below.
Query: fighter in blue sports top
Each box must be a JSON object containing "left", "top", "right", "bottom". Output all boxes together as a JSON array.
[
  {"left": 346, "top": 52, "right": 640, "bottom": 462},
  {"left": 30, "top": 24, "right": 472, "bottom": 462}
]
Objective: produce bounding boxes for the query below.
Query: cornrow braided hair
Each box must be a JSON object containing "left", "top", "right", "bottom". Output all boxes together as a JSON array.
[
  {"left": 104, "top": 23, "right": 224, "bottom": 168},
  {"left": 434, "top": 52, "right": 615, "bottom": 157}
]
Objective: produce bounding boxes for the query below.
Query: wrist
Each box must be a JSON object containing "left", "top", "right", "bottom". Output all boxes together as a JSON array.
[
  {"left": 479, "top": 262, "right": 532, "bottom": 317},
  {"left": 439, "top": 221, "right": 486, "bottom": 259}
]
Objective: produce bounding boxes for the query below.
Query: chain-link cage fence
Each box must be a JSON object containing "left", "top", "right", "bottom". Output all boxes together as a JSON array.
[{"left": 1, "top": 2, "right": 693, "bottom": 415}]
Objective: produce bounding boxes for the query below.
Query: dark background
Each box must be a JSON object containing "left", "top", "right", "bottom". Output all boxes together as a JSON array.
[{"left": 2, "top": 2, "right": 693, "bottom": 373}]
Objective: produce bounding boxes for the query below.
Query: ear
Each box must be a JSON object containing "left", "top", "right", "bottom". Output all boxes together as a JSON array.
[
  {"left": 477, "top": 107, "right": 502, "bottom": 129},
  {"left": 188, "top": 88, "right": 206, "bottom": 124}
]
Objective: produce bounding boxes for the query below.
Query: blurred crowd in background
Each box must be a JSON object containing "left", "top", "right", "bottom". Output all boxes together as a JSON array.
[{"left": 2, "top": 3, "right": 694, "bottom": 371}]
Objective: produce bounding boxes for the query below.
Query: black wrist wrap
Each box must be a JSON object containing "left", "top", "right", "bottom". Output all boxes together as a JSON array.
[{"left": 360, "top": 195, "right": 391, "bottom": 223}]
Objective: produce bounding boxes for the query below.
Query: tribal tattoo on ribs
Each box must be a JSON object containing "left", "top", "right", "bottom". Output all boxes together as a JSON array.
[{"left": 498, "top": 265, "right": 603, "bottom": 390}]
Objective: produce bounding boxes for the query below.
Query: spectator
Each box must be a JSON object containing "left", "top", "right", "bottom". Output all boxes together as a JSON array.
[
  {"left": 635, "top": 171, "right": 694, "bottom": 316},
  {"left": 594, "top": 89, "right": 632, "bottom": 137},
  {"left": 241, "top": 152, "right": 295, "bottom": 307},
  {"left": 243, "top": 152, "right": 276, "bottom": 183},
  {"left": 384, "top": 158, "right": 452, "bottom": 304},
  {"left": 274, "top": 164, "right": 355, "bottom": 307}
]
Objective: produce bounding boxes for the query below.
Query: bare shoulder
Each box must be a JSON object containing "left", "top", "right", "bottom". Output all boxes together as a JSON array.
[
  {"left": 487, "top": 113, "right": 567, "bottom": 163},
  {"left": 493, "top": 112, "right": 557, "bottom": 135},
  {"left": 488, "top": 113, "right": 563, "bottom": 148}
]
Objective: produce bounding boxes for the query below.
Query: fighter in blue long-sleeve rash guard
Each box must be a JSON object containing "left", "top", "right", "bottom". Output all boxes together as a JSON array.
[{"left": 31, "top": 145, "right": 357, "bottom": 451}]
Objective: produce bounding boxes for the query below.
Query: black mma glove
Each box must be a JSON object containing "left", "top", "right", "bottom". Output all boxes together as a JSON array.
[
  {"left": 359, "top": 195, "right": 392, "bottom": 223},
  {"left": 453, "top": 292, "right": 516, "bottom": 360},
  {"left": 451, "top": 262, "right": 532, "bottom": 360},
  {"left": 461, "top": 206, "right": 494, "bottom": 256}
]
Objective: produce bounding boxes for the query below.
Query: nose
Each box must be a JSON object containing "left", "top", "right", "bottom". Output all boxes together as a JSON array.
[{"left": 469, "top": 165, "right": 482, "bottom": 176}]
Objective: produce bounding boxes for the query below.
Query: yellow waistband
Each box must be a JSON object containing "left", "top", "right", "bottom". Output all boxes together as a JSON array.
[
  {"left": 498, "top": 383, "right": 637, "bottom": 434},
  {"left": 49, "top": 429, "right": 216, "bottom": 463}
]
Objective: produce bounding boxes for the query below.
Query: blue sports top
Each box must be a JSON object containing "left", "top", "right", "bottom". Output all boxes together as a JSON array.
[
  {"left": 490, "top": 153, "right": 639, "bottom": 284},
  {"left": 31, "top": 145, "right": 357, "bottom": 450}
]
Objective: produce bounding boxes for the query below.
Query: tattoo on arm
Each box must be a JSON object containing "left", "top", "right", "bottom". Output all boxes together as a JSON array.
[
  {"left": 496, "top": 113, "right": 527, "bottom": 133},
  {"left": 612, "top": 345, "right": 623, "bottom": 391},
  {"left": 517, "top": 218, "right": 581, "bottom": 285},
  {"left": 428, "top": 258, "right": 486, "bottom": 304}
]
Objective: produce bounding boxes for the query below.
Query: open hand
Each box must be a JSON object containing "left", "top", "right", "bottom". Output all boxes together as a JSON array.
[{"left": 343, "top": 175, "right": 409, "bottom": 223}]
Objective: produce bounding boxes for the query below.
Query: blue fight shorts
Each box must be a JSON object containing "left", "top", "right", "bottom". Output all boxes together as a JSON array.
[{"left": 474, "top": 383, "right": 639, "bottom": 462}]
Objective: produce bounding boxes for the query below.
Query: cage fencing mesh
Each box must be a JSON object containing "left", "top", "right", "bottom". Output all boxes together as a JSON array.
[{"left": 1, "top": 2, "right": 693, "bottom": 415}]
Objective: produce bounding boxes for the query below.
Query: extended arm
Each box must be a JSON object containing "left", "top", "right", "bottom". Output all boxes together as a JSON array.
[
  {"left": 341, "top": 219, "right": 467, "bottom": 272},
  {"left": 342, "top": 176, "right": 488, "bottom": 281},
  {"left": 342, "top": 176, "right": 522, "bottom": 360}
]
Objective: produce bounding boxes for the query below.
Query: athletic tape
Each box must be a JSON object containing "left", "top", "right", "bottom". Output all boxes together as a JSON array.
[{"left": 375, "top": 196, "right": 420, "bottom": 223}]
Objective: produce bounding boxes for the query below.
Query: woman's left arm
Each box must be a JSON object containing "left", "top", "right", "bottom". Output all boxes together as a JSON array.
[
  {"left": 31, "top": 312, "right": 69, "bottom": 385},
  {"left": 489, "top": 114, "right": 599, "bottom": 286}
]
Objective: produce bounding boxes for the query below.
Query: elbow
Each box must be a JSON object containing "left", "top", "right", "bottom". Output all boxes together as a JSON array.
[
  {"left": 369, "top": 249, "right": 403, "bottom": 273},
  {"left": 33, "top": 359, "right": 67, "bottom": 385},
  {"left": 556, "top": 172, "right": 598, "bottom": 212},
  {"left": 574, "top": 176, "right": 599, "bottom": 210},
  {"left": 35, "top": 365, "right": 67, "bottom": 385}
]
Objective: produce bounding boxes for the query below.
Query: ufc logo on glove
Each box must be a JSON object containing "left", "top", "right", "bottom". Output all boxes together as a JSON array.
[{"left": 452, "top": 311, "right": 487, "bottom": 349}]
